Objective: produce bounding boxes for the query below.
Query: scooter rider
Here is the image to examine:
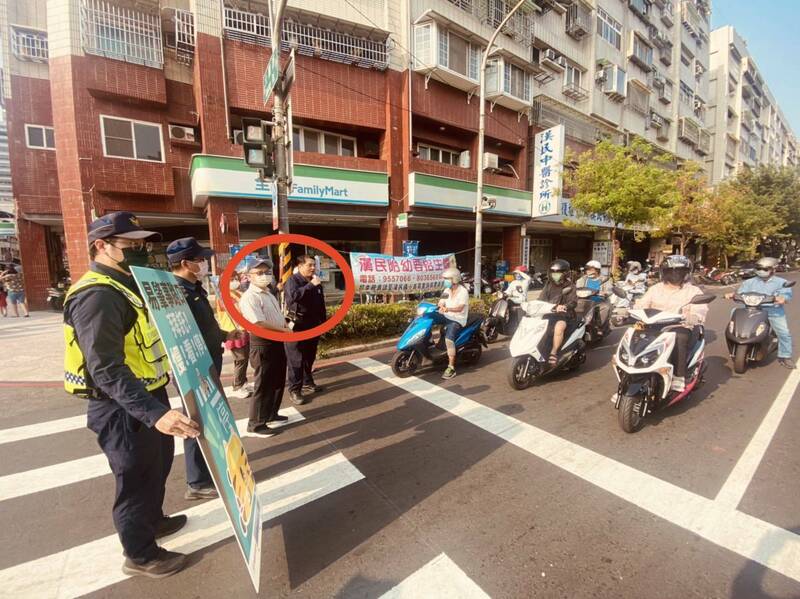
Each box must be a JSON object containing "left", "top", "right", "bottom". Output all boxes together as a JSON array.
[
  {"left": 576, "top": 260, "right": 612, "bottom": 324},
  {"left": 541, "top": 259, "right": 578, "bottom": 365},
  {"left": 624, "top": 261, "right": 647, "bottom": 287},
  {"left": 506, "top": 265, "right": 532, "bottom": 303},
  {"left": 635, "top": 255, "right": 708, "bottom": 391},
  {"left": 438, "top": 267, "right": 469, "bottom": 379},
  {"left": 725, "top": 257, "right": 794, "bottom": 369}
]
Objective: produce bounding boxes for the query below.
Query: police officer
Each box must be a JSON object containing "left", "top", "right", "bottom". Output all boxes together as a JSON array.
[
  {"left": 64, "top": 212, "right": 200, "bottom": 579},
  {"left": 167, "top": 237, "right": 241, "bottom": 499},
  {"left": 284, "top": 255, "right": 326, "bottom": 405}
]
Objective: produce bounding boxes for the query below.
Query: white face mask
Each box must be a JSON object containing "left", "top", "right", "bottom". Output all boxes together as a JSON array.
[
  {"left": 230, "top": 280, "right": 240, "bottom": 290},
  {"left": 193, "top": 261, "right": 209, "bottom": 278},
  {"left": 252, "top": 273, "right": 272, "bottom": 288}
]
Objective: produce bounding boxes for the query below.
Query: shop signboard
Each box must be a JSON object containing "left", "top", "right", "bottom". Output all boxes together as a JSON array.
[
  {"left": 350, "top": 252, "right": 454, "bottom": 293},
  {"left": 402, "top": 240, "right": 419, "bottom": 257},
  {"left": 522, "top": 237, "right": 531, "bottom": 269},
  {"left": 408, "top": 172, "right": 532, "bottom": 217},
  {"left": 532, "top": 125, "right": 565, "bottom": 218},
  {"left": 592, "top": 241, "right": 613, "bottom": 266},
  {"left": 130, "top": 267, "right": 262, "bottom": 592},
  {"left": 396, "top": 213, "right": 409, "bottom": 229}
]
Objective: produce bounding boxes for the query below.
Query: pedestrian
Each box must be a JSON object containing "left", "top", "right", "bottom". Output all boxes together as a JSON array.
[
  {"left": 1, "top": 265, "right": 29, "bottom": 317},
  {"left": 0, "top": 280, "right": 7, "bottom": 317},
  {"left": 63, "top": 211, "right": 199, "bottom": 578},
  {"left": 284, "top": 255, "right": 326, "bottom": 405},
  {"left": 218, "top": 271, "right": 253, "bottom": 400},
  {"left": 167, "top": 237, "right": 242, "bottom": 500},
  {"left": 239, "top": 259, "right": 291, "bottom": 437}
]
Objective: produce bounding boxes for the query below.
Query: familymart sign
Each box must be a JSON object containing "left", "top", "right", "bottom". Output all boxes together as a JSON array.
[{"left": 190, "top": 155, "right": 389, "bottom": 208}]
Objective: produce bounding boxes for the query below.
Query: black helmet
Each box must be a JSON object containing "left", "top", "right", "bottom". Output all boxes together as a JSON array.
[
  {"left": 755, "top": 257, "right": 779, "bottom": 278},
  {"left": 549, "top": 259, "right": 570, "bottom": 284},
  {"left": 659, "top": 255, "right": 692, "bottom": 286}
]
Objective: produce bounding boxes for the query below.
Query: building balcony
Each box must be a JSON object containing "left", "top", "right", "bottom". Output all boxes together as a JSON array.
[
  {"left": 80, "top": 0, "right": 164, "bottom": 69},
  {"left": 565, "top": 3, "right": 592, "bottom": 40},
  {"left": 562, "top": 81, "right": 589, "bottom": 101},
  {"left": 444, "top": 0, "right": 535, "bottom": 47},
  {"left": 485, "top": 57, "right": 533, "bottom": 112},
  {"left": 413, "top": 20, "right": 480, "bottom": 94}
]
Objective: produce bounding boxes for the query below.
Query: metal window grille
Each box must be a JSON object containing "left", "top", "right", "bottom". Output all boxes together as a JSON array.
[
  {"left": 80, "top": 0, "right": 163, "bottom": 68},
  {"left": 447, "top": 0, "right": 474, "bottom": 11},
  {"left": 174, "top": 9, "right": 195, "bottom": 65},
  {"left": 223, "top": 6, "right": 271, "bottom": 45},
  {"left": 10, "top": 27, "right": 49, "bottom": 62}
]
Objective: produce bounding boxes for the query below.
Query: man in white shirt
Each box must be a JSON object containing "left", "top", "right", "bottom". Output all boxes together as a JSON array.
[
  {"left": 239, "top": 259, "right": 291, "bottom": 437},
  {"left": 437, "top": 267, "right": 469, "bottom": 379}
]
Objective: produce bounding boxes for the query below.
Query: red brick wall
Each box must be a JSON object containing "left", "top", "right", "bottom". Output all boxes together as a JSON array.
[
  {"left": 195, "top": 33, "right": 238, "bottom": 156},
  {"left": 502, "top": 226, "right": 523, "bottom": 267},
  {"left": 410, "top": 157, "right": 527, "bottom": 191}
]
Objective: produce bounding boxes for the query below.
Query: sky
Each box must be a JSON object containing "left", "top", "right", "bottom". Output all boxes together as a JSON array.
[{"left": 712, "top": 0, "right": 800, "bottom": 135}]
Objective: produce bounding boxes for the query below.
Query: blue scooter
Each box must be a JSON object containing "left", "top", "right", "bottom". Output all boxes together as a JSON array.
[{"left": 391, "top": 302, "right": 487, "bottom": 377}]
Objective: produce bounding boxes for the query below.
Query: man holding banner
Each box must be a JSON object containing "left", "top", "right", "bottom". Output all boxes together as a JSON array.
[{"left": 63, "top": 212, "right": 199, "bottom": 579}]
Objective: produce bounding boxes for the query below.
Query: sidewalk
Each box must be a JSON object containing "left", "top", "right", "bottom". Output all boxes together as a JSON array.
[{"left": 0, "top": 312, "right": 65, "bottom": 381}]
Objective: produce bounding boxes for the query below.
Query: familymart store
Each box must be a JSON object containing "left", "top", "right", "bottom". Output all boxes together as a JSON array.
[{"left": 190, "top": 154, "right": 390, "bottom": 296}]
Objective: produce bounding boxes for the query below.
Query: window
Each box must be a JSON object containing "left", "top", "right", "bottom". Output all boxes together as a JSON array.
[
  {"left": 627, "top": 81, "right": 650, "bottom": 115},
  {"left": 504, "top": 62, "right": 531, "bottom": 100},
  {"left": 413, "top": 23, "right": 432, "bottom": 69},
  {"left": 437, "top": 29, "right": 481, "bottom": 81},
  {"left": 596, "top": 8, "right": 622, "bottom": 50},
  {"left": 292, "top": 126, "right": 357, "bottom": 157},
  {"left": 80, "top": 0, "right": 163, "bottom": 68},
  {"left": 565, "top": 64, "right": 582, "bottom": 87},
  {"left": 680, "top": 45, "right": 693, "bottom": 67},
  {"left": 417, "top": 143, "right": 463, "bottom": 166},
  {"left": 25, "top": 125, "right": 55, "bottom": 150},
  {"left": 100, "top": 116, "right": 164, "bottom": 162},
  {"left": 679, "top": 81, "right": 694, "bottom": 106},
  {"left": 630, "top": 33, "right": 653, "bottom": 69},
  {"left": 11, "top": 26, "right": 49, "bottom": 61}
]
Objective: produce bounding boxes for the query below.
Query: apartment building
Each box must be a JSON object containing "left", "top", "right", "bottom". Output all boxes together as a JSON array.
[
  {"left": 707, "top": 25, "right": 798, "bottom": 184},
  {"left": 0, "top": 110, "right": 15, "bottom": 259}
]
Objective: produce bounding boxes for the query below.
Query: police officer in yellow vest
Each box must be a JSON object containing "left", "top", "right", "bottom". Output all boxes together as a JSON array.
[{"left": 64, "top": 211, "right": 200, "bottom": 579}]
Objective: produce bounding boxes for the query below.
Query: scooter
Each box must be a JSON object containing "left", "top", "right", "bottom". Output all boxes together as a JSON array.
[
  {"left": 46, "top": 280, "right": 67, "bottom": 311},
  {"left": 507, "top": 291, "right": 587, "bottom": 390},
  {"left": 725, "top": 280, "right": 795, "bottom": 374},
  {"left": 610, "top": 287, "right": 715, "bottom": 433},
  {"left": 575, "top": 287, "right": 612, "bottom": 344},
  {"left": 485, "top": 271, "right": 536, "bottom": 342},
  {"left": 391, "top": 302, "right": 487, "bottom": 377},
  {"left": 610, "top": 283, "right": 646, "bottom": 327}
]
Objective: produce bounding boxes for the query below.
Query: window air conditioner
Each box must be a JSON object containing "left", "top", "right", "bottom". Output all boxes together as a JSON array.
[
  {"left": 483, "top": 152, "right": 499, "bottom": 170},
  {"left": 169, "top": 124, "right": 196, "bottom": 142}
]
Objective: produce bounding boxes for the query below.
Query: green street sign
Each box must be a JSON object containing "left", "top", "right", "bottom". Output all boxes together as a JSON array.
[{"left": 263, "top": 52, "right": 280, "bottom": 104}]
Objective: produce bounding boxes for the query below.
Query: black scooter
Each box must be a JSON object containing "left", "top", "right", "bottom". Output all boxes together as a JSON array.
[{"left": 726, "top": 280, "right": 795, "bottom": 374}]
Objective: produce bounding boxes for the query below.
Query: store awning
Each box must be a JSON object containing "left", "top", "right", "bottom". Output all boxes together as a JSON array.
[{"left": 409, "top": 172, "right": 532, "bottom": 219}]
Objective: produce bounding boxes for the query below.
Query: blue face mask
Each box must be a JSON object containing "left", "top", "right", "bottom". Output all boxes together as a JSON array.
[{"left": 443, "top": 280, "right": 453, "bottom": 289}]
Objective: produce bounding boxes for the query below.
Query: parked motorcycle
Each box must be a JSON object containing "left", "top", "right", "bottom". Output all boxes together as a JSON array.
[
  {"left": 507, "top": 291, "right": 587, "bottom": 390},
  {"left": 575, "top": 286, "right": 612, "bottom": 344},
  {"left": 391, "top": 302, "right": 487, "bottom": 377},
  {"left": 725, "top": 280, "right": 796, "bottom": 374},
  {"left": 46, "top": 280, "right": 68, "bottom": 311},
  {"left": 485, "top": 271, "right": 536, "bottom": 342},
  {"left": 610, "top": 287, "right": 716, "bottom": 433},
  {"left": 696, "top": 267, "right": 736, "bottom": 286}
]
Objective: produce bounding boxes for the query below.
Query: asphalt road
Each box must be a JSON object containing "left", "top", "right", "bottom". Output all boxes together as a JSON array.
[{"left": 1, "top": 276, "right": 800, "bottom": 598}]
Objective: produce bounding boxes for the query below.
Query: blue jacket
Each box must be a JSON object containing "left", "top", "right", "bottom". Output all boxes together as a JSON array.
[{"left": 737, "top": 275, "right": 792, "bottom": 316}]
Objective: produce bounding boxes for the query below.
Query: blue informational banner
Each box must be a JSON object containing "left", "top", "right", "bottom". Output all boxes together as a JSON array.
[{"left": 130, "top": 267, "right": 262, "bottom": 592}]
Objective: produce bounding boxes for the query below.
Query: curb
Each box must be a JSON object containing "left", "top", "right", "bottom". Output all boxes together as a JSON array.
[{"left": 320, "top": 337, "right": 400, "bottom": 360}]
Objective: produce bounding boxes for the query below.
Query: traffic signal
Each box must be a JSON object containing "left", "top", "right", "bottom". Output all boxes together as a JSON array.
[{"left": 242, "top": 117, "right": 275, "bottom": 178}]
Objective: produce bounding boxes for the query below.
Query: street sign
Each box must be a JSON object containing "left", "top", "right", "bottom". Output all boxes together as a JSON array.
[
  {"left": 263, "top": 52, "right": 280, "bottom": 104},
  {"left": 282, "top": 49, "right": 295, "bottom": 96},
  {"left": 272, "top": 181, "right": 279, "bottom": 230},
  {"left": 396, "top": 213, "right": 408, "bottom": 229}
]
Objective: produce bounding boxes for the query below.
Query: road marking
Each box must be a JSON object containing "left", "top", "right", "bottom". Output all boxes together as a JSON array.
[
  {"left": 0, "top": 452, "right": 364, "bottom": 598},
  {"left": 0, "top": 408, "right": 304, "bottom": 502},
  {"left": 352, "top": 357, "right": 800, "bottom": 584},
  {"left": 715, "top": 358, "right": 800, "bottom": 509},
  {"left": 379, "top": 553, "right": 490, "bottom": 599},
  {"left": 0, "top": 397, "right": 184, "bottom": 446}
]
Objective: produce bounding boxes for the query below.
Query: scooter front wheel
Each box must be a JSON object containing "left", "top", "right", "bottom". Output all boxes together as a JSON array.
[
  {"left": 733, "top": 344, "right": 748, "bottom": 374},
  {"left": 618, "top": 394, "right": 643, "bottom": 433},
  {"left": 508, "top": 356, "right": 534, "bottom": 390},
  {"left": 484, "top": 319, "right": 499, "bottom": 343},
  {"left": 391, "top": 350, "right": 421, "bottom": 378}
]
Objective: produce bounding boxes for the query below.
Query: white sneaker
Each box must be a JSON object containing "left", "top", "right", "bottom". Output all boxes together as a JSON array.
[{"left": 228, "top": 387, "right": 252, "bottom": 400}]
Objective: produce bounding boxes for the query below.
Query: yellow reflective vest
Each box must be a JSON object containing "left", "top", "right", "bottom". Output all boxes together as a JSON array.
[{"left": 63, "top": 270, "right": 169, "bottom": 397}]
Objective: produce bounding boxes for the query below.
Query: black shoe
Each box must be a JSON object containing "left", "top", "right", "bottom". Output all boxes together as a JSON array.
[
  {"left": 779, "top": 358, "right": 797, "bottom": 370},
  {"left": 155, "top": 514, "right": 188, "bottom": 539},
  {"left": 302, "top": 384, "right": 324, "bottom": 394},
  {"left": 246, "top": 424, "right": 281, "bottom": 437},
  {"left": 122, "top": 548, "right": 187, "bottom": 579},
  {"left": 268, "top": 414, "right": 290, "bottom": 423},
  {"left": 290, "top": 391, "right": 308, "bottom": 405},
  {"left": 184, "top": 485, "right": 219, "bottom": 500}
]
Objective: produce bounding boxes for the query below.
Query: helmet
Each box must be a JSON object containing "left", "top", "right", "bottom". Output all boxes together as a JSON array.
[
  {"left": 585, "top": 260, "right": 602, "bottom": 272},
  {"left": 512, "top": 264, "right": 528, "bottom": 273},
  {"left": 659, "top": 255, "right": 692, "bottom": 286},
  {"left": 627, "top": 261, "right": 642, "bottom": 274},
  {"left": 549, "top": 259, "right": 571, "bottom": 273},
  {"left": 755, "top": 257, "right": 779, "bottom": 278},
  {"left": 442, "top": 267, "right": 462, "bottom": 284}
]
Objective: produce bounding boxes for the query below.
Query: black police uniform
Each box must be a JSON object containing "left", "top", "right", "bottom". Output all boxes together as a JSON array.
[
  {"left": 64, "top": 263, "right": 173, "bottom": 564},
  {"left": 284, "top": 271, "right": 326, "bottom": 393},
  {"left": 175, "top": 275, "right": 225, "bottom": 489}
]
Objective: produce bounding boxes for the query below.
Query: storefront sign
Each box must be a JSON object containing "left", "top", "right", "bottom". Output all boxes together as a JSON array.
[
  {"left": 522, "top": 237, "right": 531, "bottom": 269},
  {"left": 408, "top": 172, "right": 532, "bottom": 217},
  {"left": 350, "top": 252, "right": 454, "bottom": 293},
  {"left": 538, "top": 199, "right": 616, "bottom": 229},
  {"left": 396, "top": 212, "right": 409, "bottom": 229},
  {"left": 402, "top": 240, "right": 419, "bottom": 257},
  {"left": 130, "top": 267, "right": 262, "bottom": 592},
  {"left": 191, "top": 155, "right": 389, "bottom": 208},
  {"left": 0, "top": 221, "right": 14, "bottom": 237},
  {"left": 532, "top": 124, "right": 565, "bottom": 218},
  {"left": 592, "top": 241, "right": 613, "bottom": 266}
]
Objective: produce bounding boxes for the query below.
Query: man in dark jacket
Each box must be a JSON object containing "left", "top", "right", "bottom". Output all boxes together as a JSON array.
[
  {"left": 284, "top": 255, "right": 326, "bottom": 405},
  {"left": 540, "top": 259, "right": 578, "bottom": 364}
]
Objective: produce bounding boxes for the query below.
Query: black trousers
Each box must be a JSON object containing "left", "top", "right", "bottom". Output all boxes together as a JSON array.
[
  {"left": 232, "top": 342, "right": 250, "bottom": 389},
  {"left": 91, "top": 386, "right": 173, "bottom": 563},
  {"left": 285, "top": 336, "right": 320, "bottom": 393},
  {"left": 248, "top": 341, "right": 287, "bottom": 428},
  {"left": 671, "top": 326, "right": 696, "bottom": 378}
]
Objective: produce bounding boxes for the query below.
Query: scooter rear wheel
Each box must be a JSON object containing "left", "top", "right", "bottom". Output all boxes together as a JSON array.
[
  {"left": 733, "top": 344, "right": 748, "bottom": 374},
  {"left": 508, "top": 356, "right": 534, "bottom": 390},
  {"left": 618, "top": 394, "right": 643, "bottom": 433},
  {"left": 484, "top": 319, "right": 499, "bottom": 343},
  {"left": 391, "top": 350, "right": 421, "bottom": 378}
]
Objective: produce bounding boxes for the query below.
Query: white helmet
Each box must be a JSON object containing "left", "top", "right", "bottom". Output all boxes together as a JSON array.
[
  {"left": 585, "top": 260, "right": 602, "bottom": 271},
  {"left": 442, "top": 267, "right": 462, "bottom": 284}
]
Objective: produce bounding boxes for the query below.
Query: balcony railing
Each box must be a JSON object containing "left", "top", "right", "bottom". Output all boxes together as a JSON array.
[
  {"left": 447, "top": 0, "right": 534, "bottom": 46},
  {"left": 80, "top": 0, "right": 163, "bottom": 68},
  {"left": 223, "top": 6, "right": 389, "bottom": 70},
  {"left": 563, "top": 81, "right": 589, "bottom": 101},
  {"left": 566, "top": 3, "right": 592, "bottom": 40},
  {"left": 10, "top": 26, "right": 49, "bottom": 62}
]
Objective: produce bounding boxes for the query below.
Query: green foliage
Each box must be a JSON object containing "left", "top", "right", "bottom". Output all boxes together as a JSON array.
[
  {"left": 660, "top": 160, "right": 710, "bottom": 253},
  {"left": 732, "top": 165, "right": 800, "bottom": 237}
]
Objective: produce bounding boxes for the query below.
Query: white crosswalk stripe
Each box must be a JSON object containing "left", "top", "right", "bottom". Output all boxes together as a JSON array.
[
  {"left": 0, "top": 407, "right": 304, "bottom": 502},
  {"left": 0, "top": 452, "right": 365, "bottom": 598}
]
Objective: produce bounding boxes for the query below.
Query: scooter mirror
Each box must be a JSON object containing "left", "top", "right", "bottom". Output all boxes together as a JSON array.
[
  {"left": 690, "top": 293, "right": 716, "bottom": 305},
  {"left": 783, "top": 281, "right": 796, "bottom": 288},
  {"left": 612, "top": 286, "right": 628, "bottom": 299}
]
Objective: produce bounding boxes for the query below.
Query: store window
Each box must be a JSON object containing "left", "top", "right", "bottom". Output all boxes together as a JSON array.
[
  {"left": 25, "top": 124, "right": 55, "bottom": 150},
  {"left": 292, "top": 126, "right": 357, "bottom": 157},
  {"left": 100, "top": 116, "right": 164, "bottom": 162}
]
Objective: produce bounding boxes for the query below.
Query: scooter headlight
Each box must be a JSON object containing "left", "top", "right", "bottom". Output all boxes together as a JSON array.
[
  {"left": 634, "top": 342, "right": 666, "bottom": 368},
  {"left": 755, "top": 323, "right": 767, "bottom": 337},
  {"left": 416, "top": 307, "right": 428, "bottom": 316},
  {"left": 619, "top": 346, "right": 630, "bottom": 365},
  {"left": 742, "top": 294, "right": 763, "bottom": 307}
]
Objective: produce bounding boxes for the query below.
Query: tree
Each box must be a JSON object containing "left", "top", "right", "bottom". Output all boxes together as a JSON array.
[
  {"left": 733, "top": 165, "right": 800, "bottom": 236},
  {"left": 563, "top": 139, "right": 677, "bottom": 276},
  {"left": 658, "top": 160, "right": 709, "bottom": 257}
]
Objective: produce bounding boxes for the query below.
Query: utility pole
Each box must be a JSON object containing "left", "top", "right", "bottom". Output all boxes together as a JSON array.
[{"left": 473, "top": 0, "right": 528, "bottom": 298}]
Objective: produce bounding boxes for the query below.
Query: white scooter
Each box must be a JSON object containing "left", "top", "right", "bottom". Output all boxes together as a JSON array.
[
  {"left": 611, "top": 287, "right": 715, "bottom": 433},
  {"left": 610, "top": 282, "right": 647, "bottom": 327},
  {"left": 507, "top": 290, "right": 587, "bottom": 390}
]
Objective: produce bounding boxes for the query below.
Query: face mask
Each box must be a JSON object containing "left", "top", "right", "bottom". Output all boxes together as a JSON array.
[
  {"left": 252, "top": 274, "right": 269, "bottom": 289},
  {"left": 587, "top": 271, "right": 598, "bottom": 279},
  {"left": 550, "top": 272, "right": 563, "bottom": 283},
  {"left": 109, "top": 245, "right": 150, "bottom": 272},
  {"left": 230, "top": 280, "right": 240, "bottom": 290},
  {"left": 192, "top": 261, "right": 209, "bottom": 278},
  {"left": 756, "top": 269, "right": 771, "bottom": 279},
  {"left": 443, "top": 280, "right": 453, "bottom": 289}
]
